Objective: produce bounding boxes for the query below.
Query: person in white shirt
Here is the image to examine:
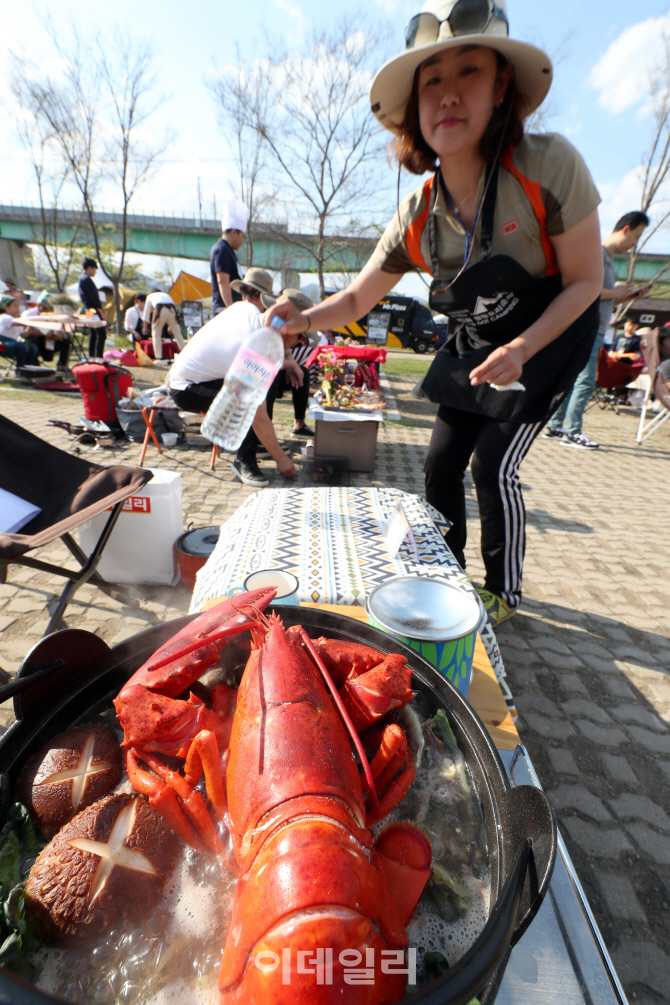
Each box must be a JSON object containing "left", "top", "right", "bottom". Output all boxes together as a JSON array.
[
  {"left": 0, "top": 295, "right": 39, "bottom": 367},
  {"left": 169, "top": 278, "right": 298, "bottom": 487},
  {"left": 124, "top": 293, "right": 146, "bottom": 345},
  {"left": 142, "top": 289, "right": 185, "bottom": 360}
]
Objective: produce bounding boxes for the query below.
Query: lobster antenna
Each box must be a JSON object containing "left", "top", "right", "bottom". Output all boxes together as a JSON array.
[{"left": 298, "top": 627, "right": 380, "bottom": 821}]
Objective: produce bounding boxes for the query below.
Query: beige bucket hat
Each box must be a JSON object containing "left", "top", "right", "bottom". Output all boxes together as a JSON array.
[
  {"left": 230, "top": 267, "right": 276, "bottom": 308},
  {"left": 277, "top": 288, "right": 314, "bottom": 312},
  {"left": 370, "top": 0, "right": 552, "bottom": 131}
]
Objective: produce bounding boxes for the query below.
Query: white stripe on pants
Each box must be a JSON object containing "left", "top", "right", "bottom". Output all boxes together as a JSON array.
[{"left": 498, "top": 421, "right": 541, "bottom": 607}]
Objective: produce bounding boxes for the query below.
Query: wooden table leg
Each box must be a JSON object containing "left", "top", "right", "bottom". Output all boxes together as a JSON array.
[{"left": 139, "top": 407, "right": 162, "bottom": 466}]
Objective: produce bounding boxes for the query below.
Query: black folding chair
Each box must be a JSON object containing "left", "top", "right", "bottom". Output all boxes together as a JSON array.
[{"left": 0, "top": 414, "right": 152, "bottom": 635}]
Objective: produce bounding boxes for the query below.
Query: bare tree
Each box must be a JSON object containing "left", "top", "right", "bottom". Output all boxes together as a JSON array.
[
  {"left": 213, "top": 23, "right": 387, "bottom": 297},
  {"left": 627, "top": 31, "right": 670, "bottom": 281},
  {"left": 12, "top": 34, "right": 167, "bottom": 331},
  {"left": 210, "top": 50, "right": 274, "bottom": 266}
]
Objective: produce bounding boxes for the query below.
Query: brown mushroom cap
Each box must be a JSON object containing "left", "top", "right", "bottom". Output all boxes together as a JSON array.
[
  {"left": 25, "top": 793, "right": 181, "bottom": 945},
  {"left": 17, "top": 725, "right": 122, "bottom": 837}
]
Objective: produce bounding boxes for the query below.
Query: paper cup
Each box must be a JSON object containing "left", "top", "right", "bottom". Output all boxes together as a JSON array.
[{"left": 244, "top": 569, "right": 300, "bottom": 606}]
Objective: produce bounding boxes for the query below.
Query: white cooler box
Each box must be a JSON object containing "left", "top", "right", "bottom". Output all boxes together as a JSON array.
[{"left": 78, "top": 468, "right": 182, "bottom": 585}]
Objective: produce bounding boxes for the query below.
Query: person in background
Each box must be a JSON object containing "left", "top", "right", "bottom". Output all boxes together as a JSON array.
[
  {"left": 124, "top": 292, "right": 147, "bottom": 345},
  {"left": 22, "top": 294, "right": 71, "bottom": 370},
  {"left": 3, "top": 280, "right": 26, "bottom": 308},
  {"left": 267, "top": 289, "right": 318, "bottom": 438},
  {"left": 77, "top": 258, "right": 107, "bottom": 357},
  {"left": 167, "top": 280, "right": 298, "bottom": 487},
  {"left": 0, "top": 294, "right": 39, "bottom": 368},
  {"left": 658, "top": 326, "right": 670, "bottom": 387},
  {"left": 544, "top": 211, "right": 650, "bottom": 449},
  {"left": 142, "top": 289, "right": 185, "bottom": 362},
  {"left": 210, "top": 198, "right": 248, "bottom": 315},
  {"left": 616, "top": 319, "right": 641, "bottom": 354}
]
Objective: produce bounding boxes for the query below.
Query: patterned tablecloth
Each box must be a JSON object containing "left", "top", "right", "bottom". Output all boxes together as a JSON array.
[{"left": 190, "top": 487, "right": 514, "bottom": 710}]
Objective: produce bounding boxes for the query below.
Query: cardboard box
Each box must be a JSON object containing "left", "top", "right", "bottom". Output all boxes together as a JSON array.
[{"left": 314, "top": 418, "right": 379, "bottom": 472}]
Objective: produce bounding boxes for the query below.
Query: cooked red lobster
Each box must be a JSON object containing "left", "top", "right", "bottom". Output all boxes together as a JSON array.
[{"left": 113, "top": 589, "right": 432, "bottom": 1002}]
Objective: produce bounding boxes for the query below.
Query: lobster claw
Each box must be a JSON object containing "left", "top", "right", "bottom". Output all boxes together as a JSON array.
[
  {"left": 341, "top": 654, "right": 414, "bottom": 732},
  {"left": 376, "top": 823, "right": 433, "bottom": 927}
]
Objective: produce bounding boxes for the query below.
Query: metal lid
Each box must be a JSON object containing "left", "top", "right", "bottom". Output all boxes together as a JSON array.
[
  {"left": 177, "top": 527, "right": 220, "bottom": 557},
  {"left": 366, "top": 576, "right": 483, "bottom": 642}
]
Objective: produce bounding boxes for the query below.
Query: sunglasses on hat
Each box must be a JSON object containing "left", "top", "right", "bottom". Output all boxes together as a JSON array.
[
  {"left": 405, "top": 0, "right": 508, "bottom": 50},
  {"left": 239, "top": 285, "right": 261, "bottom": 300}
]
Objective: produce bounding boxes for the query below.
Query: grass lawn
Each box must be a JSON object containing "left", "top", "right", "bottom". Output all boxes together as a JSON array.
[{"left": 382, "top": 355, "right": 433, "bottom": 379}]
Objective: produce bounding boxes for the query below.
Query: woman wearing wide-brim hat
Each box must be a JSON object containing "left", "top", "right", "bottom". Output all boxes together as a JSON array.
[{"left": 268, "top": 0, "right": 603, "bottom": 626}]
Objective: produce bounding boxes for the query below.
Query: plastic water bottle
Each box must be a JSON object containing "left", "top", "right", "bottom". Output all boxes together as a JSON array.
[{"left": 201, "top": 315, "right": 285, "bottom": 451}]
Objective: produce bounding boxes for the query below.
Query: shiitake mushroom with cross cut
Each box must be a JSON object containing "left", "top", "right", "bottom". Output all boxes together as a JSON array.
[
  {"left": 16, "top": 725, "right": 122, "bottom": 837},
  {"left": 25, "top": 792, "right": 180, "bottom": 945}
]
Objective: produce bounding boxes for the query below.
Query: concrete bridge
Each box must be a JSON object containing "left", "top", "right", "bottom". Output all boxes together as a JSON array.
[{"left": 0, "top": 205, "right": 376, "bottom": 275}]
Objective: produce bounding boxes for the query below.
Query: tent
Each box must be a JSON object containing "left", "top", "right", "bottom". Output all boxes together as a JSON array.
[{"left": 169, "top": 272, "right": 212, "bottom": 304}]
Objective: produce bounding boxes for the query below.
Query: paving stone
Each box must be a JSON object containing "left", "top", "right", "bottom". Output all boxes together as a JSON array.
[
  {"left": 537, "top": 650, "right": 585, "bottom": 671},
  {"left": 548, "top": 784, "right": 612, "bottom": 821},
  {"left": 659, "top": 763, "right": 670, "bottom": 786},
  {"left": 546, "top": 748, "right": 579, "bottom": 776},
  {"left": 624, "top": 823, "right": 670, "bottom": 864},
  {"left": 603, "top": 677, "right": 635, "bottom": 699},
  {"left": 5, "top": 597, "right": 45, "bottom": 614},
  {"left": 601, "top": 754, "right": 638, "bottom": 785},
  {"left": 518, "top": 712, "right": 574, "bottom": 740},
  {"left": 625, "top": 725, "right": 670, "bottom": 754},
  {"left": 560, "top": 818, "right": 632, "bottom": 858},
  {"left": 560, "top": 698, "right": 612, "bottom": 724},
  {"left": 558, "top": 673, "right": 587, "bottom": 693},
  {"left": 580, "top": 654, "right": 617, "bottom": 674},
  {"left": 0, "top": 617, "right": 17, "bottom": 632},
  {"left": 509, "top": 668, "right": 538, "bottom": 688},
  {"left": 594, "top": 874, "right": 647, "bottom": 923},
  {"left": 574, "top": 719, "right": 626, "bottom": 746},
  {"left": 608, "top": 794, "right": 670, "bottom": 832},
  {"left": 516, "top": 694, "right": 562, "bottom": 718},
  {"left": 609, "top": 705, "right": 667, "bottom": 731},
  {"left": 612, "top": 940, "right": 670, "bottom": 1000}
]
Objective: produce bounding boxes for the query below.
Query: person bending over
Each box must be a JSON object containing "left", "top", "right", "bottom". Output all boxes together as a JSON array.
[
  {"left": 142, "top": 289, "right": 185, "bottom": 361},
  {"left": 267, "top": 0, "right": 604, "bottom": 627}
]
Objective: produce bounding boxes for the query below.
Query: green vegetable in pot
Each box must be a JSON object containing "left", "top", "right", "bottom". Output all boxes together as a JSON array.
[
  {"left": 425, "top": 861, "right": 472, "bottom": 922},
  {"left": 0, "top": 931, "right": 21, "bottom": 968},
  {"left": 423, "top": 950, "right": 449, "bottom": 978},
  {"left": 4, "top": 884, "right": 25, "bottom": 936},
  {"left": 0, "top": 825, "right": 19, "bottom": 894},
  {"left": 6, "top": 805, "right": 37, "bottom": 855},
  {"left": 431, "top": 708, "right": 458, "bottom": 754}
]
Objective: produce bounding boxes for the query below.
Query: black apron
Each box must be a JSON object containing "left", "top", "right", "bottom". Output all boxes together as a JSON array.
[{"left": 420, "top": 160, "right": 599, "bottom": 424}]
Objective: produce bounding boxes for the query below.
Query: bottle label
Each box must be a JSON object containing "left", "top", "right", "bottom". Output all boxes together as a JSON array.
[{"left": 228, "top": 346, "right": 280, "bottom": 392}]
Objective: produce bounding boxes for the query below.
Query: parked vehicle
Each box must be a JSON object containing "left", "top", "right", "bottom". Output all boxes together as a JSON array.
[{"left": 328, "top": 292, "right": 440, "bottom": 353}]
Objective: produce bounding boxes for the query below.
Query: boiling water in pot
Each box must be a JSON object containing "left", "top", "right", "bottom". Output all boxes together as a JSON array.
[{"left": 21, "top": 696, "right": 489, "bottom": 1004}]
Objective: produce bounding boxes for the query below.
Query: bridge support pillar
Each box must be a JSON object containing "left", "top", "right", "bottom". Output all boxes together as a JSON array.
[
  {"left": 0, "top": 240, "right": 33, "bottom": 290},
  {"left": 281, "top": 267, "right": 300, "bottom": 292}
]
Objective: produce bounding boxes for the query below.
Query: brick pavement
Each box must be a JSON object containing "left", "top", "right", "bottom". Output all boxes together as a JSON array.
[{"left": 1, "top": 372, "right": 670, "bottom": 1002}]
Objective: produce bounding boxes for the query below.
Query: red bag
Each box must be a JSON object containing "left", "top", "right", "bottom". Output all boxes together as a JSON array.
[
  {"left": 139, "top": 339, "right": 181, "bottom": 360},
  {"left": 72, "top": 362, "right": 132, "bottom": 423}
]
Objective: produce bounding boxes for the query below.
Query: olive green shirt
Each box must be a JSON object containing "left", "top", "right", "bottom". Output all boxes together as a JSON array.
[{"left": 370, "top": 133, "right": 601, "bottom": 281}]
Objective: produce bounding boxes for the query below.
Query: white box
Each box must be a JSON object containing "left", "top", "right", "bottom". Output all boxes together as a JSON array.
[{"left": 78, "top": 468, "right": 182, "bottom": 584}]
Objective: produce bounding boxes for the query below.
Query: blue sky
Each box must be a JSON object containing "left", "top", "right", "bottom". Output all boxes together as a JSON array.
[{"left": 2, "top": 0, "right": 670, "bottom": 292}]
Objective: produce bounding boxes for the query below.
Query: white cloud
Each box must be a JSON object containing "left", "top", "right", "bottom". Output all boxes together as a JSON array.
[
  {"left": 588, "top": 15, "right": 670, "bottom": 114},
  {"left": 272, "top": 0, "right": 308, "bottom": 40},
  {"left": 596, "top": 166, "right": 670, "bottom": 251}
]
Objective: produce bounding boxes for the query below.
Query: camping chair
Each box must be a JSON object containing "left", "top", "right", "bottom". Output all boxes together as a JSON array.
[
  {"left": 589, "top": 347, "right": 645, "bottom": 414},
  {"left": 636, "top": 329, "right": 670, "bottom": 444},
  {"left": 0, "top": 414, "right": 152, "bottom": 635},
  {"left": 139, "top": 408, "right": 218, "bottom": 470}
]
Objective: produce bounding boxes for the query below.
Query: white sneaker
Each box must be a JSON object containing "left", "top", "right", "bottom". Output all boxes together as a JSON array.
[{"left": 562, "top": 432, "right": 599, "bottom": 449}]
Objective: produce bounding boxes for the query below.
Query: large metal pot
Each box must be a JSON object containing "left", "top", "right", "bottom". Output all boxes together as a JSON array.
[{"left": 0, "top": 607, "right": 556, "bottom": 1005}]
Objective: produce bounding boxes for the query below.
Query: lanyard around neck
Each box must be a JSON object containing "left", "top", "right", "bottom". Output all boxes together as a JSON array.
[{"left": 428, "top": 158, "right": 500, "bottom": 281}]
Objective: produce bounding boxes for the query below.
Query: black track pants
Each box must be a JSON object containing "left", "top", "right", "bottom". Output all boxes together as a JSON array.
[{"left": 424, "top": 404, "right": 542, "bottom": 608}]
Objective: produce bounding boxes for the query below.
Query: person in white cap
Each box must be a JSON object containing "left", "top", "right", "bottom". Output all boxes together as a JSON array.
[
  {"left": 268, "top": 0, "right": 604, "bottom": 627},
  {"left": 210, "top": 197, "right": 249, "bottom": 316}
]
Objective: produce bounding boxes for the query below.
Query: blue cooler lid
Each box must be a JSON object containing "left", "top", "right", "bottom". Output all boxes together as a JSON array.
[{"left": 366, "top": 576, "right": 483, "bottom": 642}]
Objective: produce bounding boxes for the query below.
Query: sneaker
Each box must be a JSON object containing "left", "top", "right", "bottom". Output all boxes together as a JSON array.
[
  {"left": 475, "top": 588, "right": 517, "bottom": 627},
  {"left": 293, "top": 425, "right": 314, "bottom": 437},
  {"left": 255, "top": 449, "right": 272, "bottom": 460},
  {"left": 542, "top": 425, "right": 566, "bottom": 441},
  {"left": 231, "top": 460, "right": 269, "bottom": 487},
  {"left": 562, "top": 432, "right": 599, "bottom": 450}
]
